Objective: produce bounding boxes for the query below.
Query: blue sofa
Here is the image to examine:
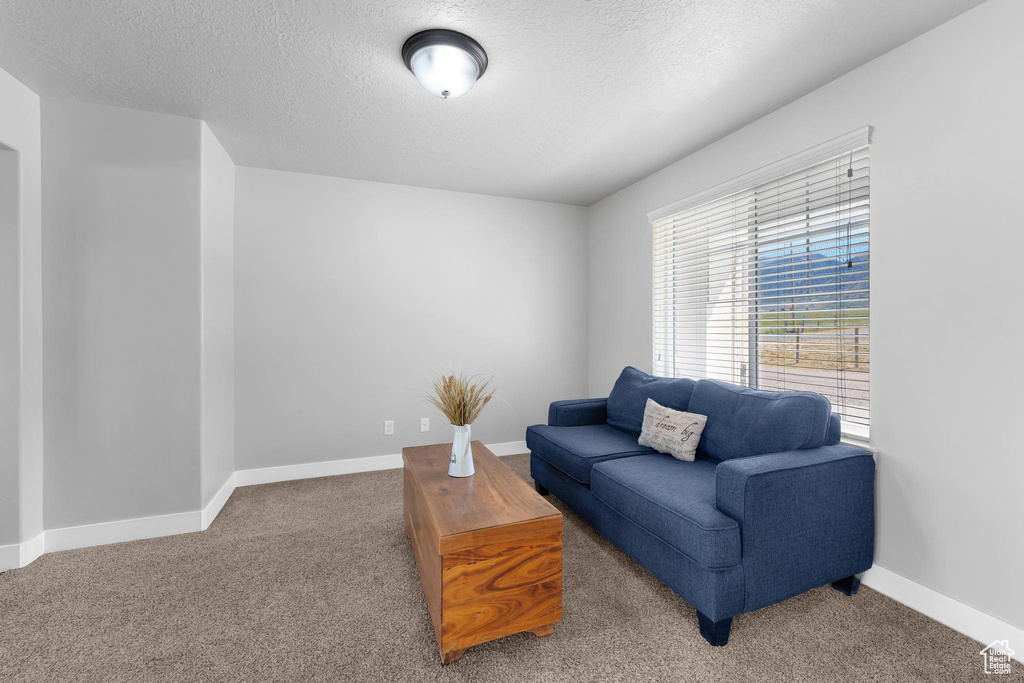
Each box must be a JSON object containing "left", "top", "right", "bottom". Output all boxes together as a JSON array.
[{"left": 526, "top": 366, "right": 875, "bottom": 646}]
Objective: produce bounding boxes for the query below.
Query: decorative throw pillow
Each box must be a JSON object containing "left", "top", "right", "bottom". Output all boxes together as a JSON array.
[{"left": 638, "top": 398, "right": 707, "bottom": 462}]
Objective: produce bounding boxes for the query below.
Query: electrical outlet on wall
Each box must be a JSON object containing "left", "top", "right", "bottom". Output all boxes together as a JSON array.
[
  {"left": 383, "top": 420, "right": 394, "bottom": 435},
  {"left": 420, "top": 418, "right": 429, "bottom": 432}
]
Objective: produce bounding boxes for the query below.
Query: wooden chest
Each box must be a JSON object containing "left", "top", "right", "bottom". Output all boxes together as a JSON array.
[{"left": 402, "top": 441, "right": 563, "bottom": 664}]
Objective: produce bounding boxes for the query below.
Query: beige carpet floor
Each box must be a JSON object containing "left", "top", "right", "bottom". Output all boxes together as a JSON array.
[{"left": 0, "top": 453, "right": 1016, "bottom": 683}]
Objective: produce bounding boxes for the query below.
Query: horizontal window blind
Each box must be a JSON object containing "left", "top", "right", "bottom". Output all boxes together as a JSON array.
[{"left": 653, "top": 145, "right": 870, "bottom": 432}]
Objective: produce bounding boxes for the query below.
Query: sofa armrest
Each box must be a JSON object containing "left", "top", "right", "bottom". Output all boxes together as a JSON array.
[
  {"left": 716, "top": 444, "right": 875, "bottom": 611},
  {"left": 547, "top": 398, "right": 608, "bottom": 427}
]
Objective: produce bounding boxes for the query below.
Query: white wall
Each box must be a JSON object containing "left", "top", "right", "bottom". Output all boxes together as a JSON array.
[
  {"left": 234, "top": 167, "right": 588, "bottom": 470},
  {"left": 199, "top": 123, "right": 235, "bottom": 506},
  {"left": 42, "top": 99, "right": 204, "bottom": 528},
  {"left": 0, "top": 66, "right": 43, "bottom": 550},
  {"left": 586, "top": 0, "right": 1023, "bottom": 628}
]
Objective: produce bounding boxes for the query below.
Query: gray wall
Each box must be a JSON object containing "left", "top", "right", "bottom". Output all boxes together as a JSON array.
[
  {"left": 586, "top": 0, "right": 1023, "bottom": 628},
  {"left": 0, "top": 147, "right": 20, "bottom": 544},
  {"left": 42, "top": 99, "right": 203, "bottom": 527},
  {"left": 234, "top": 167, "right": 589, "bottom": 470},
  {"left": 0, "top": 66, "right": 43, "bottom": 548},
  {"left": 200, "top": 123, "right": 236, "bottom": 505}
]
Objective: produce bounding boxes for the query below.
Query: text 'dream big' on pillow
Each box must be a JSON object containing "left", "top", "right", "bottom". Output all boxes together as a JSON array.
[{"left": 638, "top": 398, "right": 707, "bottom": 462}]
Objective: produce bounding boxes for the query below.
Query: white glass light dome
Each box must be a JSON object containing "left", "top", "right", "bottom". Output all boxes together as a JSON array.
[
  {"left": 409, "top": 44, "right": 480, "bottom": 99},
  {"left": 402, "top": 30, "right": 488, "bottom": 100}
]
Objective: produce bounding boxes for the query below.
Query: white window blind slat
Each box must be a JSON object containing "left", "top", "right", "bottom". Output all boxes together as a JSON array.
[
  {"left": 652, "top": 177, "right": 870, "bottom": 241},
  {"left": 652, "top": 144, "right": 870, "bottom": 432}
]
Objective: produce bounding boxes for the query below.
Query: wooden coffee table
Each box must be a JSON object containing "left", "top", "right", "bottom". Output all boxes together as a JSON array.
[{"left": 402, "top": 440, "right": 563, "bottom": 665}]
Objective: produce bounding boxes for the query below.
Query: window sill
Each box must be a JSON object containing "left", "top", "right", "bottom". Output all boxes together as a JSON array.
[{"left": 841, "top": 430, "right": 877, "bottom": 455}]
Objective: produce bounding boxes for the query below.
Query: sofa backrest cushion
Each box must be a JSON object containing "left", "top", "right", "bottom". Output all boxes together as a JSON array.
[
  {"left": 688, "top": 379, "right": 833, "bottom": 461},
  {"left": 606, "top": 366, "right": 696, "bottom": 435},
  {"left": 826, "top": 413, "right": 842, "bottom": 445}
]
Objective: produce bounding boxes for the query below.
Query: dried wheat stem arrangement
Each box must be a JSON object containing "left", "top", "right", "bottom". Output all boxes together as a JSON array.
[{"left": 425, "top": 373, "right": 495, "bottom": 426}]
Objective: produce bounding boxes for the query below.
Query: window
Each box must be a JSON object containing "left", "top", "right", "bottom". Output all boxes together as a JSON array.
[{"left": 651, "top": 130, "right": 870, "bottom": 434}]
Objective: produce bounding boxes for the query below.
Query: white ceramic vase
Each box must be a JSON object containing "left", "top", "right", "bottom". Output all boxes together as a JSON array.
[{"left": 448, "top": 424, "right": 474, "bottom": 477}]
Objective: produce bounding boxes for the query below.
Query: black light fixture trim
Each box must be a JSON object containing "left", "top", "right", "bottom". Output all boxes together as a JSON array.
[{"left": 401, "top": 29, "right": 488, "bottom": 79}]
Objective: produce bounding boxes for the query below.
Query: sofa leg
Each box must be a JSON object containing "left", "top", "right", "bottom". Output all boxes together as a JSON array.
[
  {"left": 831, "top": 575, "right": 861, "bottom": 596},
  {"left": 534, "top": 481, "right": 549, "bottom": 496},
  {"left": 696, "top": 611, "right": 732, "bottom": 647}
]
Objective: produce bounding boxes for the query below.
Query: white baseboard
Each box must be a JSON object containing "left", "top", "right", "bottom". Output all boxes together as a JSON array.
[
  {"left": 234, "top": 440, "right": 529, "bottom": 487},
  {"left": 201, "top": 474, "right": 237, "bottom": 529},
  {"left": 0, "top": 543, "right": 20, "bottom": 573},
  {"left": 235, "top": 452, "right": 403, "bottom": 486},
  {"left": 862, "top": 565, "right": 1023, "bottom": 662},
  {"left": 2, "top": 488, "right": 241, "bottom": 572},
  {"left": 44, "top": 476, "right": 243, "bottom": 552},
  {"left": 1, "top": 532, "right": 47, "bottom": 573},
  {"left": 0, "top": 440, "right": 532, "bottom": 573},
  {"left": 19, "top": 531, "right": 45, "bottom": 566},
  {"left": 1, "top": 512, "right": 200, "bottom": 573},
  {"left": 4, "top": 446, "right": 1020, "bottom": 664},
  {"left": 44, "top": 510, "right": 201, "bottom": 554},
  {"left": 487, "top": 440, "right": 529, "bottom": 456},
  {"left": 1, "top": 530, "right": 47, "bottom": 573}
]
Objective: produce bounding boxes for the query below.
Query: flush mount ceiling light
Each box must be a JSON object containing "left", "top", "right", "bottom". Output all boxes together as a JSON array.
[{"left": 402, "top": 29, "right": 488, "bottom": 100}]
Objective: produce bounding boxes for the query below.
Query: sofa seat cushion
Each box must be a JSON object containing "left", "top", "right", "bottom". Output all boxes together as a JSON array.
[
  {"left": 591, "top": 455, "right": 740, "bottom": 569},
  {"left": 606, "top": 366, "right": 697, "bottom": 435},
  {"left": 526, "top": 424, "right": 655, "bottom": 485},
  {"left": 688, "top": 379, "right": 833, "bottom": 462}
]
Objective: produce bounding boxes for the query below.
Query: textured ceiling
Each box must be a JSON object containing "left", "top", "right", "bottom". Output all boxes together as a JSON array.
[{"left": 0, "top": 0, "right": 984, "bottom": 205}]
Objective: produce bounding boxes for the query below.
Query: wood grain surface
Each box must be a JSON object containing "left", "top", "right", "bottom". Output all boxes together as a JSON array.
[
  {"left": 403, "top": 441, "right": 561, "bottom": 553},
  {"left": 403, "top": 441, "right": 563, "bottom": 664},
  {"left": 442, "top": 530, "right": 563, "bottom": 652},
  {"left": 404, "top": 467, "right": 443, "bottom": 647}
]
